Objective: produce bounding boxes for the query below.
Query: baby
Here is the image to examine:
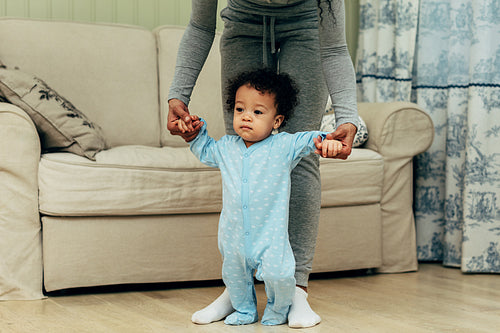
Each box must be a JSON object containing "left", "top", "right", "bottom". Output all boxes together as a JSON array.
[{"left": 175, "top": 68, "right": 342, "bottom": 326}]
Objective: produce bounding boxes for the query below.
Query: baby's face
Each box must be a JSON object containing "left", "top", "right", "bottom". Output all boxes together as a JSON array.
[{"left": 233, "top": 84, "right": 284, "bottom": 148}]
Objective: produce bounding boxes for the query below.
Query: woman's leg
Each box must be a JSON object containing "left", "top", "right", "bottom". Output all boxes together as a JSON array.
[
  {"left": 192, "top": 9, "right": 270, "bottom": 325},
  {"left": 222, "top": 15, "right": 327, "bottom": 284},
  {"left": 277, "top": 13, "right": 327, "bottom": 289},
  {"left": 192, "top": 9, "right": 326, "bottom": 327},
  {"left": 276, "top": 14, "right": 327, "bottom": 328}
]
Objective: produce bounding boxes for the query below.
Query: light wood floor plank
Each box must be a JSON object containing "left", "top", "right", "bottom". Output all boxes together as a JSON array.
[{"left": 1, "top": 263, "right": 499, "bottom": 332}]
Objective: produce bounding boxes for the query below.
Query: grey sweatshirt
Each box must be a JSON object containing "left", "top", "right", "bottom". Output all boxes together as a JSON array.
[{"left": 168, "top": 0, "right": 358, "bottom": 128}]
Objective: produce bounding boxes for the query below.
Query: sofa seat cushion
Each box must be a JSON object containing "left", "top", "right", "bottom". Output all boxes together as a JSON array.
[
  {"left": 38, "top": 145, "right": 383, "bottom": 217},
  {"left": 39, "top": 145, "right": 222, "bottom": 217}
]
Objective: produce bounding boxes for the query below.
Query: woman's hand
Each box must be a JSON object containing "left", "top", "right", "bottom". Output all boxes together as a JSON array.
[
  {"left": 325, "top": 123, "right": 357, "bottom": 159},
  {"left": 167, "top": 99, "right": 203, "bottom": 142},
  {"left": 174, "top": 115, "right": 203, "bottom": 142}
]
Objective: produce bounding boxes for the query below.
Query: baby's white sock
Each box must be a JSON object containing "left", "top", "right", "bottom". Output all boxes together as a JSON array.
[
  {"left": 288, "top": 287, "right": 321, "bottom": 328},
  {"left": 191, "top": 289, "right": 234, "bottom": 324}
]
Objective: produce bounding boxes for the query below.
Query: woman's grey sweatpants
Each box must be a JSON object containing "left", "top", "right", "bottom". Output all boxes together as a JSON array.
[{"left": 220, "top": 8, "right": 328, "bottom": 287}]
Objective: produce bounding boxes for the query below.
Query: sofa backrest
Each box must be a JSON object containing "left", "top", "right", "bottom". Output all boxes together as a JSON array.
[
  {"left": 0, "top": 18, "right": 160, "bottom": 148},
  {"left": 156, "top": 26, "right": 226, "bottom": 147}
]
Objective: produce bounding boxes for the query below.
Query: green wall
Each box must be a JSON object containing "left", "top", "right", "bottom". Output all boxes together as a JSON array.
[
  {"left": 344, "top": 0, "right": 359, "bottom": 62},
  {"left": 0, "top": 0, "right": 358, "bottom": 60}
]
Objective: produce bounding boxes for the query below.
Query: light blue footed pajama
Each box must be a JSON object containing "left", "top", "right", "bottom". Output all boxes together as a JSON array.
[{"left": 189, "top": 121, "right": 327, "bottom": 325}]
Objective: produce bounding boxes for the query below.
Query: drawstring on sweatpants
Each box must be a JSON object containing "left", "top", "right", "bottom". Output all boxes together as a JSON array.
[{"left": 262, "top": 16, "right": 277, "bottom": 67}]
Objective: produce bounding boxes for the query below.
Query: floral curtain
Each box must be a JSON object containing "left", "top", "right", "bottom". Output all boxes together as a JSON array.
[{"left": 356, "top": 0, "right": 500, "bottom": 272}]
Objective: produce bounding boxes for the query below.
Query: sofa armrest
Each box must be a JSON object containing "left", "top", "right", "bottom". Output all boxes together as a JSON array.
[
  {"left": 358, "top": 102, "right": 434, "bottom": 160},
  {"left": 0, "top": 102, "right": 44, "bottom": 300},
  {"left": 357, "top": 102, "right": 434, "bottom": 273}
]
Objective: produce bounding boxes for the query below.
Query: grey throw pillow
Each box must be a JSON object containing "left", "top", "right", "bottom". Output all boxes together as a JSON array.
[{"left": 0, "top": 68, "right": 107, "bottom": 160}]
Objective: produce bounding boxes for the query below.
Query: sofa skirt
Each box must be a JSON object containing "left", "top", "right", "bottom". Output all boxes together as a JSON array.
[{"left": 42, "top": 203, "right": 382, "bottom": 292}]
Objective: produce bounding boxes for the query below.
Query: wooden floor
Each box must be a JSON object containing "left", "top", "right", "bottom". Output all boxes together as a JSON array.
[{"left": 1, "top": 263, "right": 499, "bottom": 332}]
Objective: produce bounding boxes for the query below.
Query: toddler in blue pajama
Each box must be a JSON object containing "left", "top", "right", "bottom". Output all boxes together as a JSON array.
[{"left": 175, "top": 69, "right": 343, "bottom": 326}]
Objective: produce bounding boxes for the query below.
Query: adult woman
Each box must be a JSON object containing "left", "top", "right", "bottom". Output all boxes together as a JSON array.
[{"left": 167, "top": 0, "right": 358, "bottom": 328}]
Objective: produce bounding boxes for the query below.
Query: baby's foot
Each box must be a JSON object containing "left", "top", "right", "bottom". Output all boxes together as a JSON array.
[
  {"left": 261, "top": 306, "right": 288, "bottom": 326},
  {"left": 288, "top": 287, "right": 321, "bottom": 328},
  {"left": 224, "top": 311, "right": 258, "bottom": 325},
  {"left": 191, "top": 289, "right": 234, "bottom": 324}
]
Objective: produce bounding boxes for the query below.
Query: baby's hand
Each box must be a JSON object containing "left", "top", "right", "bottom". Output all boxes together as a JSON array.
[
  {"left": 175, "top": 114, "right": 198, "bottom": 133},
  {"left": 313, "top": 136, "right": 344, "bottom": 158},
  {"left": 175, "top": 115, "right": 203, "bottom": 141}
]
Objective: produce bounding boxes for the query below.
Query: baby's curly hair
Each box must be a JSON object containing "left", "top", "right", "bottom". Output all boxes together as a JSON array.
[{"left": 226, "top": 68, "right": 299, "bottom": 127}]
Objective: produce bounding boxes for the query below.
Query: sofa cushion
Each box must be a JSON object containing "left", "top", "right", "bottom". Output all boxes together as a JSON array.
[
  {"left": 39, "top": 146, "right": 222, "bottom": 217},
  {"left": 320, "top": 150, "right": 383, "bottom": 207},
  {"left": 0, "top": 68, "right": 107, "bottom": 160},
  {"left": 38, "top": 145, "right": 383, "bottom": 217}
]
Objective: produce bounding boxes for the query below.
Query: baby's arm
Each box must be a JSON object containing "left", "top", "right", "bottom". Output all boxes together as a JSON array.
[
  {"left": 313, "top": 136, "right": 344, "bottom": 158},
  {"left": 175, "top": 115, "right": 203, "bottom": 142}
]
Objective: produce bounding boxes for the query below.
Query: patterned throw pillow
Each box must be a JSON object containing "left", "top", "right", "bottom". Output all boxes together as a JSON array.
[
  {"left": 320, "top": 100, "right": 369, "bottom": 147},
  {"left": 0, "top": 68, "right": 107, "bottom": 160}
]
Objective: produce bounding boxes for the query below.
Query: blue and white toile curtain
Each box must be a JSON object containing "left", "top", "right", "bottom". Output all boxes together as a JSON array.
[{"left": 356, "top": 0, "right": 500, "bottom": 272}]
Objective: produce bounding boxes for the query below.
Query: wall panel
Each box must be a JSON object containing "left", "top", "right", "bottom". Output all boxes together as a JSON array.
[
  {"left": 28, "top": 0, "right": 49, "bottom": 19},
  {"left": 50, "top": 0, "right": 71, "bottom": 20},
  {"left": 115, "top": 0, "right": 135, "bottom": 24},
  {"left": 137, "top": 0, "right": 157, "bottom": 29},
  {"left": 4, "top": 0, "right": 28, "bottom": 17},
  {"left": 0, "top": 0, "right": 358, "bottom": 60},
  {"left": 345, "top": 0, "right": 360, "bottom": 61},
  {"left": 94, "top": 0, "right": 113, "bottom": 24},
  {"left": 72, "top": 0, "right": 93, "bottom": 22},
  {"left": 0, "top": 0, "right": 193, "bottom": 28}
]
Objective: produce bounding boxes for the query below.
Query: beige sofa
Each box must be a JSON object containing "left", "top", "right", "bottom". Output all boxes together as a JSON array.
[{"left": 0, "top": 18, "right": 433, "bottom": 300}]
